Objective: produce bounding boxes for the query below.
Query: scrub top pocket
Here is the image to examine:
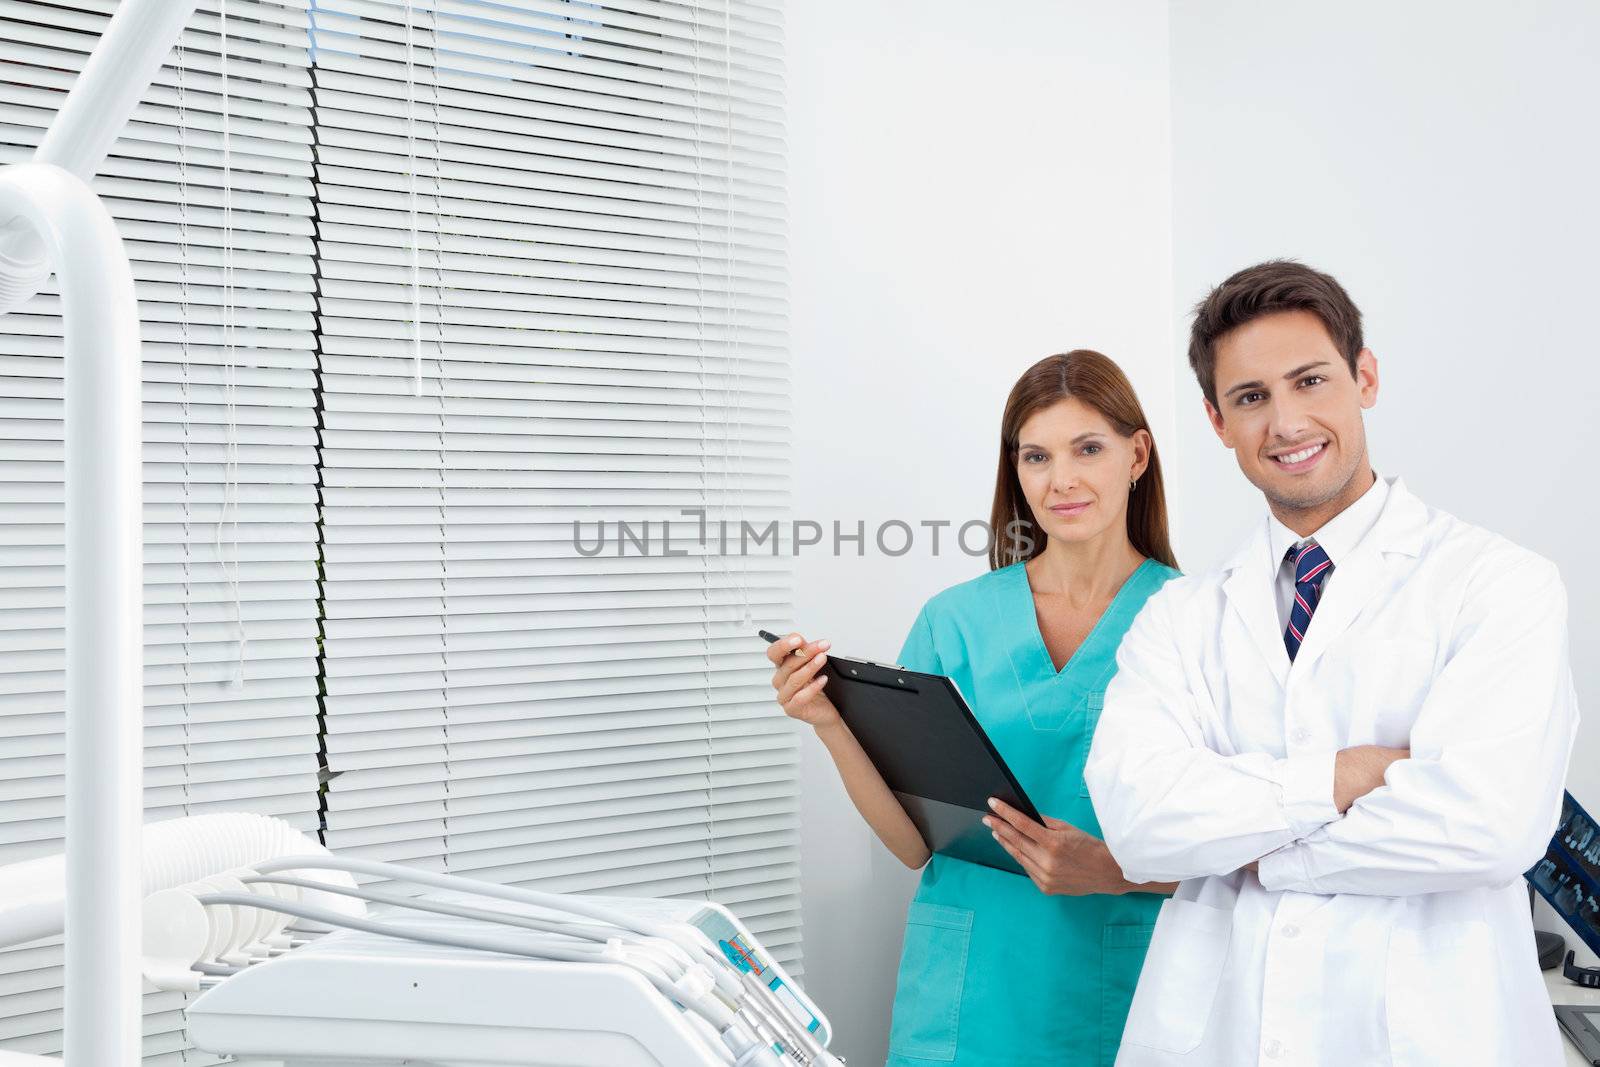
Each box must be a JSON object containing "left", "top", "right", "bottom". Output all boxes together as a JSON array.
[{"left": 888, "top": 901, "right": 974, "bottom": 1062}]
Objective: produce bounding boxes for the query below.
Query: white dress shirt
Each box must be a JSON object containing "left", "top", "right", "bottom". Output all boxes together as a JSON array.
[
  {"left": 1085, "top": 477, "right": 1578, "bottom": 1066},
  {"left": 1268, "top": 472, "right": 1388, "bottom": 631}
]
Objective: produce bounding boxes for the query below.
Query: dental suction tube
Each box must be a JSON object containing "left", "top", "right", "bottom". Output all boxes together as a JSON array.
[{"left": 252, "top": 853, "right": 744, "bottom": 997}]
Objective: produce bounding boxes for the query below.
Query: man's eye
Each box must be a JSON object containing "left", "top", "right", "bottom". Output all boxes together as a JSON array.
[
  {"left": 1237, "top": 392, "right": 1265, "bottom": 406},
  {"left": 1301, "top": 375, "right": 1326, "bottom": 388}
]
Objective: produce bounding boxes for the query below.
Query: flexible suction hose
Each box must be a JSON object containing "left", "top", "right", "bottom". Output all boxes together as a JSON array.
[{"left": 0, "top": 813, "right": 361, "bottom": 949}]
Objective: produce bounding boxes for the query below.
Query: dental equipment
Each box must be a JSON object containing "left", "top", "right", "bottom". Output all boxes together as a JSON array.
[
  {"left": 0, "top": 814, "right": 841, "bottom": 1067},
  {"left": 149, "top": 843, "right": 839, "bottom": 1067},
  {"left": 0, "top": 0, "right": 206, "bottom": 1061},
  {"left": 0, "top": 3, "right": 828, "bottom": 1063}
]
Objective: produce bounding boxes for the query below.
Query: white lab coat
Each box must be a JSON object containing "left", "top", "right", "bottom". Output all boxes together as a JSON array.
[{"left": 1085, "top": 477, "right": 1578, "bottom": 1067}]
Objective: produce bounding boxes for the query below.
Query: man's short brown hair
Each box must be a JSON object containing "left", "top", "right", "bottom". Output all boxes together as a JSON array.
[{"left": 1188, "top": 260, "right": 1364, "bottom": 409}]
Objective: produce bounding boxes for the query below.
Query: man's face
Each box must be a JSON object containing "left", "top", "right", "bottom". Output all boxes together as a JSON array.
[{"left": 1205, "top": 309, "right": 1379, "bottom": 516}]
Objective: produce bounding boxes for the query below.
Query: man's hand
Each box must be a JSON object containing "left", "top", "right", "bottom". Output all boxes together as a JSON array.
[
  {"left": 984, "top": 798, "right": 1130, "bottom": 896},
  {"left": 1237, "top": 746, "right": 1411, "bottom": 876},
  {"left": 1333, "top": 745, "right": 1409, "bottom": 813}
]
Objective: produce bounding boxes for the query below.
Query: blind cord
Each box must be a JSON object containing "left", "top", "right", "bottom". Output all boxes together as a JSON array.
[{"left": 216, "top": 0, "right": 248, "bottom": 689}]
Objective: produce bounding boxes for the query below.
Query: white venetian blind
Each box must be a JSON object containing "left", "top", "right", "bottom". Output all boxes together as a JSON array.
[
  {"left": 0, "top": 1, "right": 322, "bottom": 1062},
  {"left": 309, "top": 0, "right": 802, "bottom": 966}
]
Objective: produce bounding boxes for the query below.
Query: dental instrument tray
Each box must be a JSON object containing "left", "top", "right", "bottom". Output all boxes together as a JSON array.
[{"left": 818, "top": 652, "right": 1044, "bottom": 876}]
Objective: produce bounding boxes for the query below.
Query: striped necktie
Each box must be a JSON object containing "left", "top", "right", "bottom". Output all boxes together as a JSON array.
[{"left": 1284, "top": 540, "right": 1332, "bottom": 662}]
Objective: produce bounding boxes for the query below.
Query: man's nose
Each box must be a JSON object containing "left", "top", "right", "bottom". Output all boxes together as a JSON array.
[{"left": 1269, "top": 394, "right": 1314, "bottom": 442}]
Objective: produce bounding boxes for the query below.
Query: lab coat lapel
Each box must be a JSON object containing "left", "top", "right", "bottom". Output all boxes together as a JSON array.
[
  {"left": 1289, "top": 478, "right": 1429, "bottom": 674},
  {"left": 1221, "top": 518, "right": 1290, "bottom": 689},
  {"left": 1287, "top": 539, "right": 1381, "bottom": 674}
]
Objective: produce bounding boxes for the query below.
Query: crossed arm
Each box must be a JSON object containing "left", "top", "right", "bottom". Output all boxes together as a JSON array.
[
  {"left": 1237, "top": 746, "right": 1408, "bottom": 873},
  {"left": 1083, "top": 557, "right": 1578, "bottom": 896}
]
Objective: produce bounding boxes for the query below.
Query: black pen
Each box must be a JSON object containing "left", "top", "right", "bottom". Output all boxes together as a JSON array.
[{"left": 758, "top": 629, "right": 810, "bottom": 657}]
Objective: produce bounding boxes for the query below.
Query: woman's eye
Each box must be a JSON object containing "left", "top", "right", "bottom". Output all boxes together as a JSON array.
[
  {"left": 1081, "top": 444, "right": 1102, "bottom": 456},
  {"left": 1022, "top": 452, "right": 1046, "bottom": 463}
]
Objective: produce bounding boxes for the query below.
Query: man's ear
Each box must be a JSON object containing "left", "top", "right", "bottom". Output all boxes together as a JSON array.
[
  {"left": 1204, "top": 397, "right": 1229, "bottom": 445},
  {"left": 1355, "top": 348, "right": 1380, "bottom": 410}
]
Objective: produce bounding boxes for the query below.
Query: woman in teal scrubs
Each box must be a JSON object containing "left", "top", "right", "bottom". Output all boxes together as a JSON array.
[{"left": 768, "top": 350, "right": 1180, "bottom": 1067}]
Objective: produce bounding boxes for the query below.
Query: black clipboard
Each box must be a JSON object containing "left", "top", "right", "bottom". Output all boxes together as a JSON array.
[{"left": 818, "top": 651, "right": 1044, "bottom": 876}]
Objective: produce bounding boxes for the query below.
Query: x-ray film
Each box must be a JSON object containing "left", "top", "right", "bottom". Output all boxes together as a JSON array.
[{"left": 1528, "top": 791, "right": 1600, "bottom": 957}]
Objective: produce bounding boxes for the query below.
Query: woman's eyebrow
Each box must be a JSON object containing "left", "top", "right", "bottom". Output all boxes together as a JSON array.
[{"left": 1018, "top": 433, "right": 1104, "bottom": 450}]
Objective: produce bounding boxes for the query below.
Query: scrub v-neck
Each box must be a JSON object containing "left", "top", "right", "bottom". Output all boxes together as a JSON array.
[{"left": 1012, "top": 556, "right": 1158, "bottom": 688}]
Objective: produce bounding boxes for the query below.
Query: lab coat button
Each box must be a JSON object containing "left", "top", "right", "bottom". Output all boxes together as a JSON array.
[
  {"left": 1264, "top": 1038, "right": 1284, "bottom": 1058},
  {"left": 1282, "top": 923, "right": 1300, "bottom": 938},
  {"left": 1291, "top": 727, "right": 1310, "bottom": 744}
]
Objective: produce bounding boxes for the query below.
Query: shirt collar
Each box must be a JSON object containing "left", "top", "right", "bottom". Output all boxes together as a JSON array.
[{"left": 1267, "top": 471, "right": 1390, "bottom": 573}]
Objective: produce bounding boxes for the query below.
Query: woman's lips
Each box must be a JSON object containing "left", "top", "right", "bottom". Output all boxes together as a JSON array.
[{"left": 1049, "top": 502, "right": 1091, "bottom": 517}]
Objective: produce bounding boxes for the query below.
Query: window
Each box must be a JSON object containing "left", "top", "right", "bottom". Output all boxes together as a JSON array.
[{"left": 0, "top": 0, "right": 792, "bottom": 1060}]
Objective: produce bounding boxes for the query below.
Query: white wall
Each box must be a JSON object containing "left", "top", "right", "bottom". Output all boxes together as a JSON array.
[
  {"left": 789, "top": 3, "right": 1600, "bottom": 1060},
  {"left": 1168, "top": 0, "right": 1600, "bottom": 931},
  {"left": 786, "top": 3, "right": 1174, "bottom": 1062}
]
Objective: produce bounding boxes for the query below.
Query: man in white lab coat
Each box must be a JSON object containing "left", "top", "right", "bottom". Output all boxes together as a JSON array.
[{"left": 1083, "top": 259, "right": 1579, "bottom": 1066}]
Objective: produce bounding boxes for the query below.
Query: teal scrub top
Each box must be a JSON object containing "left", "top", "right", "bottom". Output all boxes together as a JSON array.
[{"left": 885, "top": 558, "right": 1179, "bottom": 1067}]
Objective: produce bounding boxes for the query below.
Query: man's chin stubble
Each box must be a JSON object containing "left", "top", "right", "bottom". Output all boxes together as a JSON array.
[{"left": 1259, "top": 463, "right": 1362, "bottom": 516}]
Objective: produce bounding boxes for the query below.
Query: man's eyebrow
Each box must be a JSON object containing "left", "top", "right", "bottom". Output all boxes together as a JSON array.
[
  {"left": 1283, "top": 360, "right": 1334, "bottom": 380},
  {"left": 1221, "top": 360, "right": 1335, "bottom": 400}
]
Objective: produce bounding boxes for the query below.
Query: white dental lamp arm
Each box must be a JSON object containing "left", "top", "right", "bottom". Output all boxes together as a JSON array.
[
  {"left": 35, "top": 2, "right": 202, "bottom": 179},
  {"left": 0, "top": 0, "right": 201, "bottom": 314},
  {"left": 0, "top": 162, "right": 143, "bottom": 1067},
  {"left": 0, "top": 2, "right": 203, "bottom": 1063}
]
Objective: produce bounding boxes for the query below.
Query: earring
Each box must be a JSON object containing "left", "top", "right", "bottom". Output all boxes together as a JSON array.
[{"left": 1130, "top": 478, "right": 1138, "bottom": 493}]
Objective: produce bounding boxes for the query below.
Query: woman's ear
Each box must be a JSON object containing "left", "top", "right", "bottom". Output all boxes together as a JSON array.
[{"left": 1130, "top": 428, "right": 1152, "bottom": 483}]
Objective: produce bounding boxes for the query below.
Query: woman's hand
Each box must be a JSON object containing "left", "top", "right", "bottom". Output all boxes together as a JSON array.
[
  {"left": 767, "top": 631, "right": 841, "bottom": 730},
  {"left": 984, "top": 798, "right": 1129, "bottom": 896}
]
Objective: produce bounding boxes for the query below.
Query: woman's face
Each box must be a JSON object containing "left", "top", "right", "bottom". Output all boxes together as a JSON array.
[{"left": 1014, "top": 397, "right": 1150, "bottom": 549}]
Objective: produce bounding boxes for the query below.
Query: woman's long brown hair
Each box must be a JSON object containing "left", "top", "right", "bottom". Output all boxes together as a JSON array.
[{"left": 987, "top": 350, "right": 1177, "bottom": 571}]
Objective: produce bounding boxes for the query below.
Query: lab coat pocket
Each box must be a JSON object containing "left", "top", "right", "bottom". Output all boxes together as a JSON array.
[
  {"left": 1078, "top": 690, "right": 1105, "bottom": 798},
  {"left": 888, "top": 902, "right": 973, "bottom": 1062},
  {"left": 1385, "top": 920, "right": 1504, "bottom": 1067},
  {"left": 1099, "top": 922, "right": 1156, "bottom": 1067},
  {"left": 1119, "top": 899, "right": 1231, "bottom": 1054}
]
